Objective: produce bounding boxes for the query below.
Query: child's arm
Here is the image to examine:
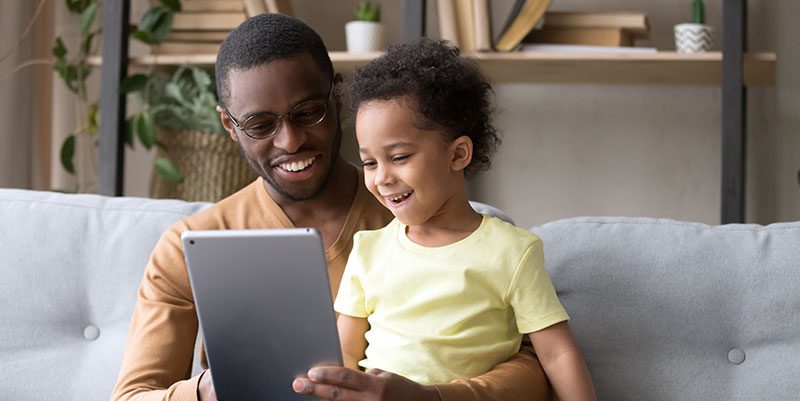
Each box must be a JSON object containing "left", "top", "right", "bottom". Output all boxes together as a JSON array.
[
  {"left": 337, "top": 314, "right": 369, "bottom": 370},
  {"left": 528, "top": 321, "right": 596, "bottom": 401}
]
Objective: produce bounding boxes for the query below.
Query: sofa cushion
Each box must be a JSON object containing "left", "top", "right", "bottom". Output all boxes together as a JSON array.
[
  {"left": 0, "top": 189, "right": 210, "bottom": 401},
  {"left": 532, "top": 217, "right": 800, "bottom": 401}
]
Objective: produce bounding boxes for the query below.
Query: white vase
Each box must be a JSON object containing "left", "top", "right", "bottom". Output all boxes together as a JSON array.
[
  {"left": 345, "top": 21, "right": 384, "bottom": 53},
  {"left": 674, "top": 23, "right": 714, "bottom": 53}
]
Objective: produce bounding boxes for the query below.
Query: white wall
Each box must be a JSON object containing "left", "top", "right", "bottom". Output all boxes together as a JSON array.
[{"left": 122, "top": 0, "right": 800, "bottom": 227}]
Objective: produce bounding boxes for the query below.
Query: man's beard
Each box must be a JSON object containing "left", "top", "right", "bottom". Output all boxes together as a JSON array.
[{"left": 237, "top": 125, "right": 342, "bottom": 202}]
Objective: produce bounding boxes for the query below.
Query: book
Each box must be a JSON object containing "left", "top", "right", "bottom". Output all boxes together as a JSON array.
[
  {"left": 519, "top": 43, "right": 657, "bottom": 54},
  {"left": 171, "top": 12, "right": 246, "bottom": 30},
  {"left": 155, "top": 41, "right": 222, "bottom": 55},
  {"left": 166, "top": 31, "right": 230, "bottom": 42},
  {"left": 495, "top": 0, "right": 553, "bottom": 52},
  {"left": 454, "top": 0, "right": 475, "bottom": 51},
  {"left": 264, "top": 0, "right": 293, "bottom": 15},
  {"left": 525, "top": 27, "right": 634, "bottom": 47},
  {"left": 437, "top": 0, "right": 460, "bottom": 47},
  {"left": 473, "top": 0, "right": 492, "bottom": 51},
  {"left": 180, "top": 0, "right": 244, "bottom": 12},
  {"left": 542, "top": 11, "right": 649, "bottom": 39},
  {"left": 241, "top": 0, "right": 266, "bottom": 16}
]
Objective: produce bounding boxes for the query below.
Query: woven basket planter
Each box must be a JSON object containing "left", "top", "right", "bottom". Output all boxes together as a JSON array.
[{"left": 149, "top": 130, "right": 257, "bottom": 202}]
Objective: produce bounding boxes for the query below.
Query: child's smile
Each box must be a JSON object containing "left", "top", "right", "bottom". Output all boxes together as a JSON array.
[{"left": 384, "top": 190, "right": 414, "bottom": 207}]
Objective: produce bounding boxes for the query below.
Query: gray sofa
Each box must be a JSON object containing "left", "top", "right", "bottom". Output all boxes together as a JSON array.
[{"left": 1, "top": 188, "right": 798, "bottom": 400}]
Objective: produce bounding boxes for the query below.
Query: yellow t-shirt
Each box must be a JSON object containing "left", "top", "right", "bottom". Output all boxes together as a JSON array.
[{"left": 334, "top": 215, "right": 569, "bottom": 385}]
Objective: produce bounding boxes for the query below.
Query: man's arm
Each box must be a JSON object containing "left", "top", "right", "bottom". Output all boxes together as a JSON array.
[
  {"left": 111, "top": 223, "right": 205, "bottom": 401},
  {"left": 292, "top": 346, "right": 553, "bottom": 401}
]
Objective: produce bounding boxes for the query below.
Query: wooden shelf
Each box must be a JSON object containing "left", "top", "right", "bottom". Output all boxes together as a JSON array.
[{"left": 87, "top": 51, "right": 775, "bottom": 86}]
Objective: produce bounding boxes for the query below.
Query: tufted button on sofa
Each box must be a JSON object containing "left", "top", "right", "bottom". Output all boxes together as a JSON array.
[{"left": 0, "top": 189, "right": 210, "bottom": 401}]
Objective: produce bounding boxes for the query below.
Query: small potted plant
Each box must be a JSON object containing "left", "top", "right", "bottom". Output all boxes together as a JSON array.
[
  {"left": 674, "top": 0, "right": 714, "bottom": 53},
  {"left": 345, "top": 1, "right": 384, "bottom": 53}
]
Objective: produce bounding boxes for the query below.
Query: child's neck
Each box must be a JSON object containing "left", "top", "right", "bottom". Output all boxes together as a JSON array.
[{"left": 405, "top": 198, "right": 483, "bottom": 248}]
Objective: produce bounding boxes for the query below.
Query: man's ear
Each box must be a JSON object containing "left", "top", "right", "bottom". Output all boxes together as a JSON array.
[
  {"left": 450, "top": 135, "right": 473, "bottom": 173},
  {"left": 216, "top": 105, "right": 238, "bottom": 142}
]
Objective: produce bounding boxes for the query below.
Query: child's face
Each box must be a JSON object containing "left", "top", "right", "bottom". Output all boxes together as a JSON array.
[{"left": 356, "top": 98, "right": 467, "bottom": 227}]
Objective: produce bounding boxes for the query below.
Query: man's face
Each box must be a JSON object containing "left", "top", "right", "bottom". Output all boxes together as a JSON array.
[{"left": 219, "top": 53, "right": 340, "bottom": 202}]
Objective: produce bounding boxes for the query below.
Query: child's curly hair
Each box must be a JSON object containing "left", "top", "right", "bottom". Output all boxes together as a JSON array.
[{"left": 340, "top": 38, "right": 500, "bottom": 178}]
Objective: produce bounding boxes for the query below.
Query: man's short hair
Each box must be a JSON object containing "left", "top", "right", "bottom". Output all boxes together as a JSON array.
[{"left": 215, "top": 13, "right": 334, "bottom": 107}]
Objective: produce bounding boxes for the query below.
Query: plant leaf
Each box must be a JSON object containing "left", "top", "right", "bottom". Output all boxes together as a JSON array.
[
  {"left": 59, "top": 65, "right": 80, "bottom": 94},
  {"left": 139, "top": 6, "right": 167, "bottom": 32},
  {"left": 66, "top": 0, "right": 92, "bottom": 13},
  {"left": 53, "top": 37, "right": 67, "bottom": 59},
  {"left": 136, "top": 112, "right": 156, "bottom": 149},
  {"left": 154, "top": 157, "right": 184, "bottom": 182},
  {"left": 131, "top": 30, "right": 154, "bottom": 45},
  {"left": 80, "top": 32, "right": 95, "bottom": 55},
  {"left": 160, "top": 0, "right": 181, "bottom": 12},
  {"left": 86, "top": 103, "right": 100, "bottom": 135},
  {"left": 165, "top": 82, "right": 185, "bottom": 103},
  {"left": 149, "top": 10, "right": 174, "bottom": 44},
  {"left": 79, "top": 2, "right": 98, "bottom": 37},
  {"left": 190, "top": 67, "right": 212, "bottom": 89},
  {"left": 125, "top": 117, "right": 135, "bottom": 148},
  {"left": 60, "top": 135, "right": 76, "bottom": 174},
  {"left": 120, "top": 74, "right": 148, "bottom": 93}
]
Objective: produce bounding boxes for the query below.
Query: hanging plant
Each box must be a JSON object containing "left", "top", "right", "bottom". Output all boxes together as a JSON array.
[{"left": 54, "top": 0, "right": 185, "bottom": 190}]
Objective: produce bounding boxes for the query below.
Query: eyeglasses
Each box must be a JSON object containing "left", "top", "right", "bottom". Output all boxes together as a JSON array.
[{"left": 223, "top": 82, "right": 334, "bottom": 140}]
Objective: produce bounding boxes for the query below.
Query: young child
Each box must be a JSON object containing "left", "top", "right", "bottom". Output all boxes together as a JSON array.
[{"left": 334, "top": 38, "right": 596, "bottom": 401}]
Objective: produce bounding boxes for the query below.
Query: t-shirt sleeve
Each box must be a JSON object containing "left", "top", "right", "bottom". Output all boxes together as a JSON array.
[
  {"left": 333, "top": 233, "right": 368, "bottom": 318},
  {"left": 506, "top": 239, "right": 569, "bottom": 333}
]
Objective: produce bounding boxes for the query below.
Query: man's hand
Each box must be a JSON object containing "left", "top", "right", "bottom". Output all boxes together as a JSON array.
[
  {"left": 198, "top": 369, "right": 218, "bottom": 401},
  {"left": 292, "top": 366, "right": 441, "bottom": 401}
]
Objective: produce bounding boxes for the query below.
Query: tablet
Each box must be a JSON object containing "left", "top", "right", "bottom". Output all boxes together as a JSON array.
[{"left": 182, "top": 228, "right": 342, "bottom": 400}]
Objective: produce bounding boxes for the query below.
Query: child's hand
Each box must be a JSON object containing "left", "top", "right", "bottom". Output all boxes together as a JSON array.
[{"left": 292, "top": 366, "right": 440, "bottom": 401}]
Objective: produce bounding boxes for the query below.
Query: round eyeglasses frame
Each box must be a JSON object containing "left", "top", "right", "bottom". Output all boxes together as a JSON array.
[{"left": 223, "top": 82, "right": 334, "bottom": 140}]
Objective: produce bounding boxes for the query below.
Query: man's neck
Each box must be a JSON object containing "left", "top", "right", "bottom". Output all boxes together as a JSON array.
[{"left": 268, "top": 158, "right": 358, "bottom": 228}]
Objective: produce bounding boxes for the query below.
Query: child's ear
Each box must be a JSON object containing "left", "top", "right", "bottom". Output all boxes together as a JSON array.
[
  {"left": 450, "top": 135, "right": 473, "bottom": 172},
  {"left": 216, "top": 105, "right": 238, "bottom": 142}
]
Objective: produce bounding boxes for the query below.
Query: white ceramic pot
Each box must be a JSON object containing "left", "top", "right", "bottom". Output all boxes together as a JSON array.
[
  {"left": 674, "top": 23, "right": 714, "bottom": 53},
  {"left": 345, "top": 21, "right": 384, "bottom": 53}
]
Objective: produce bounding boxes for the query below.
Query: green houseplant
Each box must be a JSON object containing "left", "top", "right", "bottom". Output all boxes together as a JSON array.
[
  {"left": 355, "top": 1, "right": 381, "bottom": 22},
  {"left": 346, "top": 1, "right": 384, "bottom": 53},
  {"left": 53, "top": 0, "right": 185, "bottom": 191}
]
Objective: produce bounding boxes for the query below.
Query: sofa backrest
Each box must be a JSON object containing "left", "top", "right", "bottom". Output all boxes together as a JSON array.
[
  {"left": 0, "top": 189, "right": 210, "bottom": 401},
  {"left": 532, "top": 217, "right": 800, "bottom": 401}
]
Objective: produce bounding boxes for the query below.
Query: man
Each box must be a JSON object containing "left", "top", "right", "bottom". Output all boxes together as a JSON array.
[{"left": 111, "top": 13, "right": 551, "bottom": 401}]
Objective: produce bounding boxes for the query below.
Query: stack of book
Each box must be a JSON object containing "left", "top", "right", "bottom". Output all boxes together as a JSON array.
[
  {"left": 154, "top": 0, "right": 293, "bottom": 55},
  {"left": 437, "top": 0, "right": 494, "bottom": 52},
  {"left": 437, "top": 0, "right": 558, "bottom": 53},
  {"left": 524, "top": 11, "right": 650, "bottom": 48}
]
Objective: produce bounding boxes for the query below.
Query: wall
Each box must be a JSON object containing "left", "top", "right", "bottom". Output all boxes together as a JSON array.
[
  {"left": 0, "top": 1, "right": 53, "bottom": 190},
  {"left": 123, "top": 0, "right": 798, "bottom": 227}
]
